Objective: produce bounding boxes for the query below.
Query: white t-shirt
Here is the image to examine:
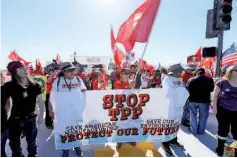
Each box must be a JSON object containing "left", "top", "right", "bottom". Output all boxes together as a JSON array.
[
  {"left": 141, "top": 74, "right": 149, "bottom": 88},
  {"left": 51, "top": 76, "right": 86, "bottom": 92},
  {"left": 161, "top": 74, "right": 166, "bottom": 82}
]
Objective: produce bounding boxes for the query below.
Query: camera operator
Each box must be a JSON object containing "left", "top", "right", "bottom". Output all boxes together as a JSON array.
[{"left": 45, "top": 70, "right": 56, "bottom": 129}]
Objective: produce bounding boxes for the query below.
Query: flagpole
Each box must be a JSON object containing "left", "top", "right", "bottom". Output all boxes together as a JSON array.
[{"left": 141, "top": 0, "right": 162, "bottom": 60}]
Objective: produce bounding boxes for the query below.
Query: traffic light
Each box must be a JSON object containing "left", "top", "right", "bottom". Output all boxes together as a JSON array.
[{"left": 215, "top": 0, "right": 233, "bottom": 30}]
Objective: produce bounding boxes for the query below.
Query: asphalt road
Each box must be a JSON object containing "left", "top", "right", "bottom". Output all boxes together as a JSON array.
[{"left": 5, "top": 114, "right": 222, "bottom": 157}]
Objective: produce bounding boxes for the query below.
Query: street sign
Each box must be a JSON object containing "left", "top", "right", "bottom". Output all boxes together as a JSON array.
[{"left": 206, "top": 9, "right": 219, "bottom": 38}]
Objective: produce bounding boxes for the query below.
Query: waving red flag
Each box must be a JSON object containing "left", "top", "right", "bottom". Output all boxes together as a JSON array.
[
  {"left": 117, "top": 0, "right": 161, "bottom": 52},
  {"left": 147, "top": 64, "right": 155, "bottom": 71},
  {"left": 200, "top": 57, "right": 215, "bottom": 69},
  {"left": 139, "top": 59, "right": 147, "bottom": 70},
  {"left": 35, "top": 59, "right": 44, "bottom": 75},
  {"left": 8, "top": 50, "right": 31, "bottom": 66},
  {"left": 113, "top": 46, "right": 125, "bottom": 67},
  {"left": 56, "top": 54, "right": 61, "bottom": 63},
  {"left": 195, "top": 47, "right": 202, "bottom": 61},
  {"left": 110, "top": 26, "right": 116, "bottom": 50},
  {"left": 111, "top": 27, "right": 125, "bottom": 66}
]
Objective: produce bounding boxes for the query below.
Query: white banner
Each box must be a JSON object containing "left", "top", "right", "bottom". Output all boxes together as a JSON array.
[
  {"left": 51, "top": 88, "right": 189, "bottom": 149},
  {"left": 76, "top": 56, "right": 111, "bottom": 65}
]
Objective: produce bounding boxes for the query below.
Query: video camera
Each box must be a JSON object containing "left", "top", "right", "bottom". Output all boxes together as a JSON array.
[{"left": 44, "top": 59, "right": 60, "bottom": 74}]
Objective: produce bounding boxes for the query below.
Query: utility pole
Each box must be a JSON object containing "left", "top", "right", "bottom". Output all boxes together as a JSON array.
[
  {"left": 215, "top": 31, "right": 224, "bottom": 77},
  {"left": 209, "top": 0, "right": 233, "bottom": 77}
]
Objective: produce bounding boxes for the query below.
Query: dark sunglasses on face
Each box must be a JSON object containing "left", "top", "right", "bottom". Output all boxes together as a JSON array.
[{"left": 64, "top": 69, "right": 75, "bottom": 73}]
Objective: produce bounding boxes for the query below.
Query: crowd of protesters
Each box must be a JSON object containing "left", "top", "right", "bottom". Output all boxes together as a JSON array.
[{"left": 1, "top": 60, "right": 237, "bottom": 157}]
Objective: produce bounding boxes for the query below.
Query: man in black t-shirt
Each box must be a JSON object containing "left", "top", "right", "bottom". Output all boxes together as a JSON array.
[
  {"left": 1, "top": 86, "right": 10, "bottom": 157},
  {"left": 2, "top": 61, "right": 44, "bottom": 157}
]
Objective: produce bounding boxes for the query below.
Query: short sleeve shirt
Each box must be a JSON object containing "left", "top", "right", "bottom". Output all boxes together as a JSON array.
[
  {"left": 51, "top": 76, "right": 87, "bottom": 92},
  {"left": 2, "top": 81, "right": 42, "bottom": 118},
  {"left": 217, "top": 80, "right": 237, "bottom": 111}
]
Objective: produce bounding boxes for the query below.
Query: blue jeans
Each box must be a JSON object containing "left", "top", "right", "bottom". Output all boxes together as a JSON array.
[
  {"left": 9, "top": 116, "right": 38, "bottom": 157},
  {"left": 189, "top": 102, "right": 209, "bottom": 134},
  {"left": 182, "top": 99, "right": 190, "bottom": 123},
  {"left": 1, "top": 129, "right": 9, "bottom": 157}
]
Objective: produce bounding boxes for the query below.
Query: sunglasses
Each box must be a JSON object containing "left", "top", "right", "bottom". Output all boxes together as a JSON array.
[{"left": 64, "top": 69, "right": 75, "bottom": 73}]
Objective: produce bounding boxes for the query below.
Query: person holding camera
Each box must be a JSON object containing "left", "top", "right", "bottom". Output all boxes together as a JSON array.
[{"left": 45, "top": 70, "right": 56, "bottom": 129}]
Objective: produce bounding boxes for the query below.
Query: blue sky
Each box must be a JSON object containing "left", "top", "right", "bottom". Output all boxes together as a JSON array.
[{"left": 1, "top": 0, "right": 237, "bottom": 69}]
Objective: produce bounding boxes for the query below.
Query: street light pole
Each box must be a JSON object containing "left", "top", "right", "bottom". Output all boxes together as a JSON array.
[{"left": 215, "top": 30, "right": 224, "bottom": 77}]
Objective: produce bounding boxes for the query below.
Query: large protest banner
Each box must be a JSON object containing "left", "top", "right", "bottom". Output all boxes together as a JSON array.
[{"left": 51, "top": 88, "right": 189, "bottom": 149}]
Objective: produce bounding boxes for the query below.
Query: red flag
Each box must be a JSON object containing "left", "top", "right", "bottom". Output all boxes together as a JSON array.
[
  {"left": 110, "top": 26, "right": 116, "bottom": 50},
  {"left": 195, "top": 47, "right": 202, "bottom": 61},
  {"left": 139, "top": 59, "right": 147, "bottom": 70},
  {"left": 8, "top": 50, "right": 31, "bottom": 66},
  {"left": 111, "top": 27, "right": 125, "bottom": 66},
  {"left": 56, "top": 54, "right": 61, "bottom": 63},
  {"left": 200, "top": 57, "right": 215, "bottom": 69},
  {"left": 147, "top": 64, "right": 155, "bottom": 71},
  {"left": 35, "top": 59, "right": 44, "bottom": 75},
  {"left": 117, "top": 0, "right": 161, "bottom": 52},
  {"left": 113, "top": 46, "right": 125, "bottom": 67},
  {"left": 8, "top": 50, "right": 18, "bottom": 61}
]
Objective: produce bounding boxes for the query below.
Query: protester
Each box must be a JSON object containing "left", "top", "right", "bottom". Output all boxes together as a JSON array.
[
  {"left": 220, "top": 65, "right": 233, "bottom": 143},
  {"left": 108, "top": 59, "right": 115, "bottom": 71},
  {"left": 91, "top": 72, "right": 107, "bottom": 90},
  {"left": 181, "top": 64, "right": 195, "bottom": 127},
  {"left": 1, "top": 95, "right": 11, "bottom": 157},
  {"left": 110, "top": 66, "right": 121, "bottom": 89},
  {"left": 110, "top": 70, "right": 115, "bottom": 89},
  {"left": 114, "top": 72, "right": 129, "bottom": 89},
  {"left": 161, "top": 64, "right": 185, "bottom": 156},
  {"left": 45, "top": 70, "right": 56, "bottom": 129},
  {"left": 114, "top": 72, "right": 137, "bottom": 150},
  {"left": 221, "top": 65, "right": 229, "bottom": 78},
  {"left": 187, "top": 68, "right": 214, "bottom": 135},
  {"left": 128, "top": 65, "right": 137, "bottom": 89},
  {"left": 151, "top": 70, "right": 161, "bottom": 88},
  {"left": 140, "top": 69, "right": 151, "bottom": 89},
  {"left": 1, "top": 61, "right": 44, "bottom": 157},
  {"left": 212, "top": 65, "right": 237, "bottom": 157},
  {"left": 49, "top": 62, "right": 86, "bottom": 157},
  {"left": 160, "top": 67, "right": 167, "bottom": 82}
]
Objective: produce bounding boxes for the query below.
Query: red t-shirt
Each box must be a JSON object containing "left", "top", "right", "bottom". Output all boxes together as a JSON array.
[
  {"left": 152, "top": 77, "right": 161, "bottom": 85},
  {"left": 114, "top": 80, "right": 129, "bottom": 89},
  {"left": 181, "top": 71, "right": 193, "bottom": 84},
  {"left": 46, "top": 76, "right": 56, "bottom": 94},
  {"left": 75, "top": 72, "right": 86, "bottom": 80},
  {"left": 113, "top": 71, "right": 121, "bottom": 81},
  {"left": 92, "top": 79, "right": 98, "bottom": 90}
]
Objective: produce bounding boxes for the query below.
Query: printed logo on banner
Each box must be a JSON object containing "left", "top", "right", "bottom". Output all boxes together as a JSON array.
[{"left": 51, "top": 88, "right": 188, "bottom": 149}]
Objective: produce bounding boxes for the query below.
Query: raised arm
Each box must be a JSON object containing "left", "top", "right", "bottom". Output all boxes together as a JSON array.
[{"left": 37, "top": 94, "right": 45, "bottom": 124}]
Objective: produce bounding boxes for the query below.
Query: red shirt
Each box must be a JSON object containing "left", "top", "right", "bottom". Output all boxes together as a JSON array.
[
  {"left": 92, "top": 79, "right": 98, "bottom": 90},
  {"left": 46, "top": 78, "right": 56, "bottom": 94},
  {"left": 152, "top": 77, "right": 161, "bottom": 85},
  {"left": 181, "top": 71, "right": 193, "bottom": 84},
  {"left": 114, "top": 80, "right": 129, "bottom": 89},
  {"left": 75, "top": 72, "right": 86, "bottom": 80}
]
